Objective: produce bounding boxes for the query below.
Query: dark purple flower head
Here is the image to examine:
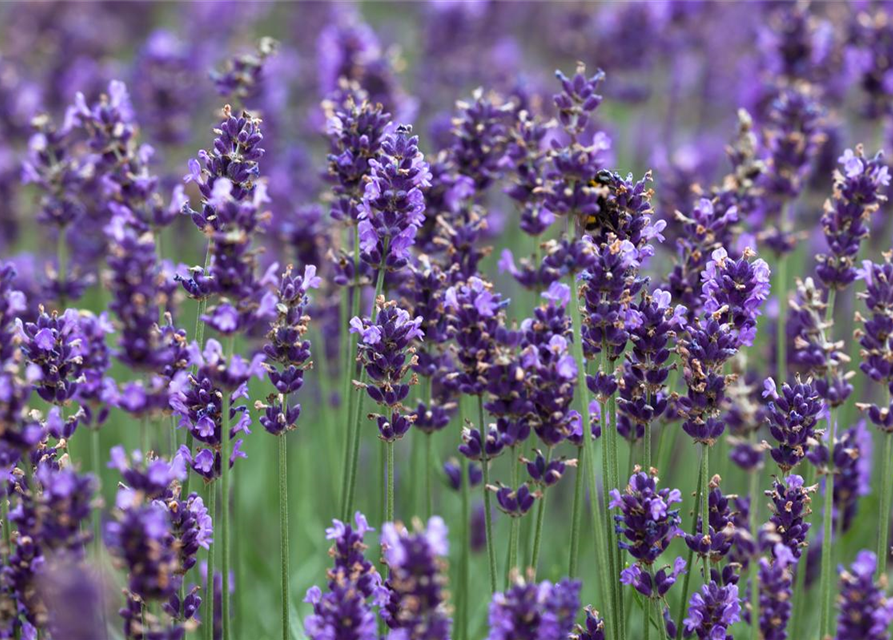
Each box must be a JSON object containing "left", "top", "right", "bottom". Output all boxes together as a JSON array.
[
  {"left": 553, "top": 62, "right": 605, "bottom": 136},
  {"left": 444, "top": 276, "right": 509, "bottom": 396},
  {"left": 609, "top": 470, "right": 682, "bottom": 565},
  {"left": 763, "top": 377, "right": 825, "bottom": 472},
  {"left": 359, "top": 124, "right": 431, "bottom": 271},
  {"left": 107, "top": 446, "right": 187, "bottom": 501},
  {"left": 211, "top": 37, "right": 278, "bottom": 101},
  {"left": 684, "top": 478, "right": 735, "bottom": 565},
  {"left": 857, "top": 256, "right": 893, "bottom": 430},
  {"left": 450, "top": 88, "right": 513, "bottom": 191},
  {"left": 459, "top": 425, "right": 504, "bottom": 461},
  {"left": 570, "top": 606, "right": 606, "bottom": 640},
  {"left": 185, "top": 106, "right": 264, "bottom": 203},
  {"left": 490, "top": 482, "right": 538, "bottom": 518},
  {"left": 850, "top": 9, "right": 893, "bottom": 119},
  {"left": 683, "top": 581, "right": 741, "bottom": 640},
  {"left": 350, "top": 299, "right": 423, "bottom": 409},
  {"left": 18, "top": 307, "right": 83, "bottom": 404},
  {"left": 817, "top": 147, "right": 890, "bottom": 290},
  {"left": 304, "top": 511, "right": 384, "bottom": 640},
  {"left": 32, "top": 464, "right": 96, "bottom": 556},
  {"left": 765, "top": 474, "right": 814, "bottom": 559},
  {"left": 442, "top": 458, "right": 481, "bottom": 492},
  {"left": 324, "top": 93, "right": 391, "bottom": 224},
  {"left": 502, "top": 110, "right": 554, "bottom": 237},
  {"left": 620, "top": 556, "right": 686, "bottom": 600},
  {"left": 523, "top": 450, "right": 573, "bottom": 488},
  {"left": 380, "top": 517, "right": 451, "bottom": 639},
  {"left": 260, "top": 264, "right": 320, "bottom": 435},
  {"left": 827, "top": 420, "right": 872, "bottom": 533},
  {"left": 487, "top": 577, "right": 581, "bottom": 640},
  {"left": 701, "top": 247, "right": 771, "bottom": 347},
  {"left": 758, "top": 543, "right": 795, "bottom": 640},
  {"left": 836, "top": 550, "right": 893, "bottom": 640}
]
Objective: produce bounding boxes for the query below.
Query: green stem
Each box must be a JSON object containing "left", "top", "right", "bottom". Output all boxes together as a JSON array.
[
  {"left": 339, "top": 226, "right": 362, "bottom": 512},
  {"left": 530, "top": 447, "right": 552, "bottom": 577},
  {"left": 878, "top": 429, "right": 893, "bottom": 579},
  {"left": 608, "top": 389, "right": 624, "bottom": 637},
  {"left": 818, "top": 406, "right": 838, "bottom": 637},
  {"left": 568, "top": 445, "right": 584, "bottom": 577},
  {"left": 278, "top": 427, "right": 290, "bottom": 640},
  {"left": 506, "top": 451, "right": 520, "bottom": 589},
  {"left": 748, "top": 442, "right": 760, "bottom": 640},
  {"left": 425, "top": 433, "right": 434, "bottom": 520},
  {"left": 386, "top": 441, "right": 395, "bottom": 523},
  {"left": 789, "top": 463, "right": 815, "bottom": 637},
  {"left": 567, "top": 215, "right": 615, "bottom": 640},
  {"left": 478, "top": 397, "right": 497, "bottom": 594},
  {"left": 675, "top": 458, "right": 704, "bottom": 640},
  {"left": 459, "top": 454, "right": 470, "bottom": 640},
  {"left": 206, "top": 482, "right": 217, "bottom": 640},
  {"left": 700, "top": 444, "right": 710, "bottom": 581},
  {"left": 342, "top": 262, "right": 387, "bottom": 520},
  {"left": 221, "top": 338, "right": 234, "bottom": 640}
]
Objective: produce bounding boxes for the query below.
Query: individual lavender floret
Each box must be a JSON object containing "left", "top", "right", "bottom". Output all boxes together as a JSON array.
[
  {"left": 17, "top": 307, "right": 83, "bottom": 405},
  {"left": 304, "top": 512, "right": 384, "bottom": 640},
  {"left": 523, "top": 450, "right": 573, "bottom": 488},
  {"left": 857, "top": 256, "right": 893, "bottom": 430},
  {"left": 380, "top": 517, "right": 451, "bottom": 639},
  {"left": 459, "top": 425, "right": 504, "bottom": 462},
  {"left": 816, "top": 147, "right": 890, "bottom": 290},
  {"left": 758, "top": 543, "right": 795, "bottom": 640},
  {"left": 570, "top": 606, "right": 605, "bottom": 640},
  {"left": 486, "top": 577, "right": 581, "bottom": 640},
  {"left": 609, "top": 470, "right": 682, "bottom": 565},
  {"left": 683, "top": 581, "right": 741, "bottom": 639},
  {"left": 766, "top": 474, "right": 814, "bottom": 560},
  {"left": 211, "top": 37, "right": 278, "bottom": 101},
  {"left": 259, "top": 264, "right": 320, "bottom": 436},
  {"left": 836, "top": 550, "right": 893, "bottom": 640},
  {"left": 359, "top": 124, "right": 432, "bottom": 271},
  {"left": 442, "top": 458, "right": 481, "bottom": 492},
  {"left": 763, "top": 377, "right": 825, "bottom": 472},
  {"left": 700, "top": 247, "right": 771, "bottom": 348}
]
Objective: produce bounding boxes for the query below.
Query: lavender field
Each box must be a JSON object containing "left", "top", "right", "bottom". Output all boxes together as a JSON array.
[{"left": 4, "top": 1, "right": 893, "bottom": 639}]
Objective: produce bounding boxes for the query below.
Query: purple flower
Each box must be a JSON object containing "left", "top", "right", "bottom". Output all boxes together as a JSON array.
[
  {"left": 857, "top": 256, "right": 893, "bottom": 430},
  {"left": 817, "top": 146, "right": 889, "bottom": 290},
  {"left": 758, "top": 543, "right": 795, "bottom": 640},
  {"left": 490, "top": 482, "right": 538, "bottom": 518},
  {"left": 701, "top": 247, "right": 770, "bottom": 348},
  {"left": 304, "top": 512, "right": 384, "bottom": 640},
  {"left": 210, "top": 37, "right": 278, "bottom": 101},
  {"left": 766, "top": 474, "right": 814, "bottom": 560},
  {"left": 610, "top": 471, "right": 682, "bottom": 565},
  {"left": 487, "top": 577, "right": 581, "bottom": 640},
  {"left": 683, "top": 581, "right": 741, "bottom": 639},
  {"left": 350, "top": 301, "right": 423, "bottom": 441},
  {"left": 836, "top": 550, "right": 893, "bottom": 640},
  {"left": 765, "top": 377, "right": 825, "bottom": 472},
  {"left": 570, "top": 606, "right": 606, "bottom": 640},
  {"left": 380, "top": 517, "right": 451, "bottom": 639},
  {"left": 358, "top": 125, "right": 431, "bottom": 270}
]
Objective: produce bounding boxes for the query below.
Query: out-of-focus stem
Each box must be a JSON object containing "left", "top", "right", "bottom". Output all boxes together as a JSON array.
[
  {"left": 278, "top": 425, "right": 290, "bottom": 640},
  {"left": 478, "top": 396, "right": 497, "bottom": 594}
]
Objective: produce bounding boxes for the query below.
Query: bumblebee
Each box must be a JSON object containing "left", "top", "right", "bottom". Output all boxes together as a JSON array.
[{"left": 584, "top": 169, "right": 614, "bottom": 231}]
